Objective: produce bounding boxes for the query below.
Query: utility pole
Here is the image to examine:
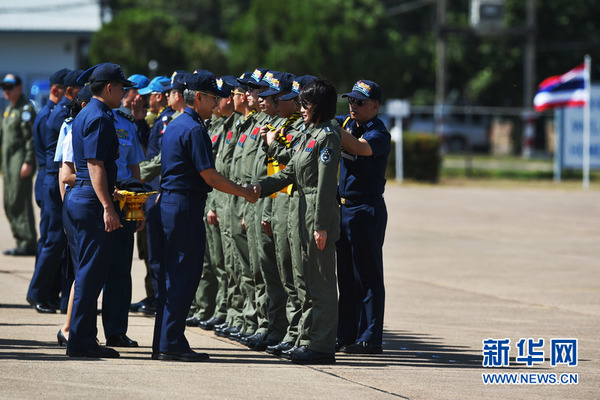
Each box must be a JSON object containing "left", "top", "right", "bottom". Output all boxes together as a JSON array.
[
  {"left": 435, "top": 0, "right": 447, "bottom": 138},
  {"left": 522, "top": 0, "right": 536, "bottom": 157}
]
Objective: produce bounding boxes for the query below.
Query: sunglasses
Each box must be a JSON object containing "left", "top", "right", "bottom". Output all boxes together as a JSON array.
[
  {"left": 232, "top": 91, "right": 245, "bottom": 96},
  {"left": 300, "top": 100, "right": 310, "bottom": 109},
  {"left": 348, "top": 97, "right": 371, "bottom": 107},
  {"left": 2, "top": 85, "right": 15, "bottom": 91}
]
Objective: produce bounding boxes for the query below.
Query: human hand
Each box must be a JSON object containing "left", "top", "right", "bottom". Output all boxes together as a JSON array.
[
  {"left": 266, "top": 128, "right": 280, "bottom": 146},
  {"left": 20, "top": 162, "right": 33, "bottom": 179},
  {"left": 131, "top": 96, "right": 147, "bottom": 120},
  {"left": 207, "top": 209, "right": 219, "bottom": 225},
  {"left": 242, "top": 184, "right": 259, "bottom": 203},
  {"left": 259, "top": 126, "right": 270, "bottom": 141},
  {"left": 104, "top": 205, "right": 123, "bottom": 232},
  {"left": 135, "top": 219, "right": 145, "bottom": 232},
  {"left": 261, "top": 221, "right": 272, "bottom": 236},
  {"left": 314, "top": 230, "right": 327, "bottom": 251}
]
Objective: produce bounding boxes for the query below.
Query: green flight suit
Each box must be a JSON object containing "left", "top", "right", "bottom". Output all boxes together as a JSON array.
[
  {"left": 214, "top": 111, "right": 244, "bottom": 328},
  {"left": 228, "top": 110, "right": 261, "bottom": 332},
  {"left": 251, "top": 115, "right": 288, "bottom": 342},
  {"left": 1, "top": 94, "right": 37, "bottom": 251},
  {"left": 264, "top": 115, "right": 305, "bottom": 344},
  {"left": 190, "top": 115, "right": 228, "bottom": 321},
  {"left": 260, "top": 120, "right": 341, "bottom": 354}
]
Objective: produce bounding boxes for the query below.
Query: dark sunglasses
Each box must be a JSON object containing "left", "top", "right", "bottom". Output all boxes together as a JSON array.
[
  {"left": 2, "top": 85, "right": 15, "bottom": 91},
  {"left": 300, "top": 100, "right": 310, "bottom": 109},
  {"left": 348, "top": 97, "right": 369, "bottom": 107}
]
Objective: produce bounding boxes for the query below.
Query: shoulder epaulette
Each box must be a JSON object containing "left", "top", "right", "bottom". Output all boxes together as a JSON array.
[
  {"left": 116, "top": 109, "right": 135, "bottom": 122},
  {"left": 342, "top": 116, "right": 352, "bottom": 129}
]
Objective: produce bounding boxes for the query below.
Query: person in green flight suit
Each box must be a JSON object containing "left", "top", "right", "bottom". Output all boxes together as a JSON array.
[
  {"left": 254, "top": 78, "right": 341, "bottom": 364},
  {"left": 1, "top": 74, "right": 37, "bottom": 256}
]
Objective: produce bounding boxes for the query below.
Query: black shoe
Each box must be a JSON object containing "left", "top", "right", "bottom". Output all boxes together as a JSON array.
[
  {"left": 67, "top": 346, "right": 120, "bottom": 358},
  {"left": 157, "top": 350, "right": 210, "bottom": 362},
  {"left": 186, "top": 316, "right": 202, "bottom": 327},
  {"left": 228, "top": 330, "right": 246, "bottom": 342},
  {"left": 340, "top": 341, "right": 383, "bottom": 354},
  {"left": 282, "top": 345, "right": 307, "bottom": 360},
  {"left": 57, "top": 329, "right": 68, "bottom": 347},
  {"left": 245, "top": 332, "right": 265, "bottom": 348},
  {"left": 26, "top": 296, "right": 56, "bottom": 314},
  {"left": 252, "top": 338, "right": 280, "bottom": 352},
  {"left": 130, "top": 297, "right": 150, "bottom": 312},
  {"left": 198, "top": 317, "right": 225, "bottom": 331},
  {"left": 215, "top": 325, "right": 239, "bottom": 338},
  {"left": 266, "top": 341, "right": 294, "bottom": 356},
  {"left": 335, "top": 338, "right": 355, "bottom": 352},
  {"left": 3, "top": 247, "right": 35, "bottom": 256},
  {"left": 139, "top": 300, "right": 157, "bottom": 315},
  {"left": 213, "top": 323, "right": 229, "bottom": 337},
  {"left": 291, "top": 349, "right": 336, "bottom": 365},
  {"left": 105, "top": 334, "right": 139, "bottom": 348}
]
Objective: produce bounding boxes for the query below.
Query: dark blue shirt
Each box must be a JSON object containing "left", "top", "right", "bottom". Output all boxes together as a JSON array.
[
  {"left": 146, "top": 106, "right": 175, "bottom": 160},
  {"left": 72, "top": 98, "right": 119, "bottom": 193},
  {"left": 45, "top": 96, "right": 71, "bottom": 174},
  {"left": 33, "top": 99, "right": 56, "bottom": 170},
  {"left": 335, "top": 114, "right": 391, "bottom": 199},
  {"left": 160, "top": 107, "right": 214, "bottom": 194}
]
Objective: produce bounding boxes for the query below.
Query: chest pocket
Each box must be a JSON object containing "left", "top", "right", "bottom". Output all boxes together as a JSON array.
[{"left": 116, "top": 129, "right": 132, "bottom": 147}]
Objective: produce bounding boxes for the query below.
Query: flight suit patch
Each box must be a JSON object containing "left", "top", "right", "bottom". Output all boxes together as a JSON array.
[{"left": 320, "top": 147, "right": 333, "bottom": 164}]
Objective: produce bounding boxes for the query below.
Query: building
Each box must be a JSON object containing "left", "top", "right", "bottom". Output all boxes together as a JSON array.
[{"left": 0, "top": 0, "right": 104, "bottom": 109}]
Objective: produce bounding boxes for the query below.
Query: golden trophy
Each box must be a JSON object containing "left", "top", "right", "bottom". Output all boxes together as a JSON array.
[{"left": 115, "top": 190, "right": 158, "bottom": 221}]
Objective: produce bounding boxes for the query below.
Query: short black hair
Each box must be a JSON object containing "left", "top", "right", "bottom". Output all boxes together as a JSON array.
[
  {"left": 88, "top": 77, "right": 109, "bottom": 96},
  {"left": 67, "top": 98, "right": 84, "bottom": 118},
  {"left": 299, "top": 79, "right": 337, "bottom": 124}
]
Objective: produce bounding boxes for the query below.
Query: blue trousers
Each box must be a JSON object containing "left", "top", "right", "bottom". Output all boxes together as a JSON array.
[
  {"left": 145, "top": 194, "right": 162, "bottom": 300},
  {"left": 336, "top": 197, "right": 387, "bottom": 346},
  {"left": 153, "top": 191, "right": 206, "bottom": 353},
  {"left": 27, "top": 172, "right": 67, "bottom": 306},
  {"left": 34, "top": 168, "right": 47, "bottom": 259},
  {"left": 66, "top": 185, "right": 114, "bottom": 353},
  {"left": 102, "top": 204, "right": 135, "bottom": 338}
]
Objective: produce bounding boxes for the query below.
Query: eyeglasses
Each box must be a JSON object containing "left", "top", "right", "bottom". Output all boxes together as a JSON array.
[
  {"left": 300, "top": 100, "right": 310, "bottom": 109},
  {"left": 199, "top": 91, "right": 218, "bottom": 102},
  {"left": 232, "top": 91, "right": 245, "bottom": 96},
  {"left": 2, "top": 85, "right": 15, "bottom": 91},
  {"left": 348, "top": 97, "right": 370, "bottom": 107}
]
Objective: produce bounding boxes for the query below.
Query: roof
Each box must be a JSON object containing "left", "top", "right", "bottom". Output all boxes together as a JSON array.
[{"left": 0, "top": 0, "right": 102, "bottom": 33}]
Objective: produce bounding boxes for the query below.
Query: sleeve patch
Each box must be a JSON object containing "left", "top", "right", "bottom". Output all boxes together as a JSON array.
[
  {"left": 21, "top": 111, "right": 32, "bottom": 122},
  {"left": 320, "top": 147, "right": 333, "bottom": 164}
]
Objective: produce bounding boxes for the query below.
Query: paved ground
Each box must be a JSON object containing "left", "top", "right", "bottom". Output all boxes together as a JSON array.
[{"left": 1, "top": 178, "right": 599, "bottom": 399}]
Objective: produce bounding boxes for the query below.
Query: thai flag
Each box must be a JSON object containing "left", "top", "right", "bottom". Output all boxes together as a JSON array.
[{"left": 534, "top": 64, "right": 586, "bottom": 112}]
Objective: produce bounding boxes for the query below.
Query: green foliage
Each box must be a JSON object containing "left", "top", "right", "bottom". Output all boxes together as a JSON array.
[
  {"left": 89, "top": 8, "right": 227, "bottom": 77},
  {"left": 391, "top": 133, "right": 442, "bottom": 183},
  {"left": 228, "top": 0, "right": 394, "bottom": 91}
]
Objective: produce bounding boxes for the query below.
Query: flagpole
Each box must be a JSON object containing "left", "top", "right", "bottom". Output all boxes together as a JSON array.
[{"left": 583, "top": 55, "right": 591, "bottom": 189}]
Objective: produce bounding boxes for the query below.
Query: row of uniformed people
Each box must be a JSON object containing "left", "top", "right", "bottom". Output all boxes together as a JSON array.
[
  {"left": 186, "top": 70, "right": 390, "bottom": 363},
  {"left": 181, "top": 68, "right": 343, "bottom": 364}
]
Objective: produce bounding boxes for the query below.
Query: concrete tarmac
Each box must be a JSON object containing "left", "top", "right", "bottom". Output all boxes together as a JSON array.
[{"left": 1, "top": 180, "right": 598, "bottom": 399}]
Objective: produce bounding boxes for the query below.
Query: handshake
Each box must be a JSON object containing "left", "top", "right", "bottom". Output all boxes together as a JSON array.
[{"left": 241, "top": 183, "right": 261, "bottom": 203}]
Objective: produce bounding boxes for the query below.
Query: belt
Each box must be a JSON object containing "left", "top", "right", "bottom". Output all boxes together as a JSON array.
[
  {"left": 340, "top": 195, "right": 382, "bottom": 206},
  {"left": 73, "top": 180, "right": 92, "bottom": 186}
]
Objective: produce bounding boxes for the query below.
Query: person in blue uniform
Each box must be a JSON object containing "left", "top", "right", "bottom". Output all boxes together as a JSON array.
[
  {"left": 138, "top": 76, "right": 174, "bottom": 316},
  {"left": 66, "top": 63, "right": 134, "bottom": 359},
  {"left": 28, "top": 68, "right": 69, "bottom": 313},
  {"left": 27, "top": 69, "right": 82, "bottom": 314},
  {"left": 335, "top": 80, "right": 391, "bottom": 354},
  {"left": 152, "top": 70, "right": 258, "bottom": 362},
  {"left": 100, "top": 105, "right": 146, "bottom": 348},
  {"left": 32, "top": 68, "right": 69, "bottom": 268}
]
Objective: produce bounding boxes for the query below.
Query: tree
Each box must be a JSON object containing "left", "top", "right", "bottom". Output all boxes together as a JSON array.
[
  {"left": 228, "top": 0, "right": 398, "bottom": 95},
  {"left": 89, "top": 8, "right": 227, "bottom": 77}
]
